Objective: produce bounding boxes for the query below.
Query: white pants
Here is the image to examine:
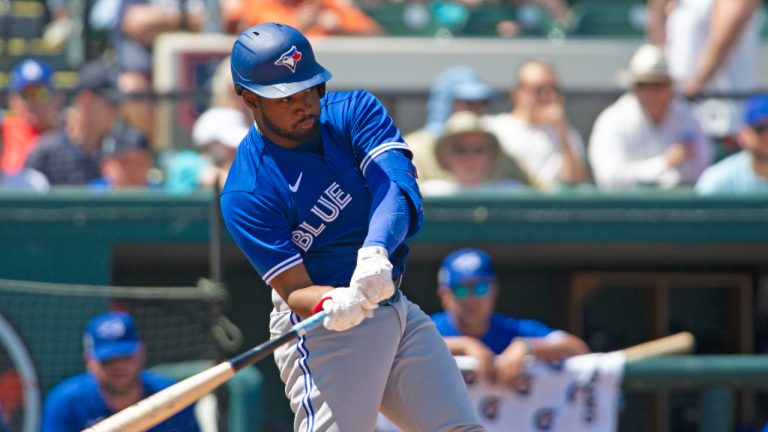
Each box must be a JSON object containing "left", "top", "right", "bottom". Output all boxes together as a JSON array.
[{"left": 270, "top": 290, "right": 483, "bottom": 432}]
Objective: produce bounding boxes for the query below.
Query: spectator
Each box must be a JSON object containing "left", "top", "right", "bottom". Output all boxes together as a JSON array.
[
  {"left": 589, "top": 44, "right": 713, "bottom": 190},
  {"left": 191, "top": 107, "right": 249, "bottom": 188},
  {"left": 0, "top": 138, "right": 49, "bottom": 193},
  {"left": 420, "top": 110, "right": 540, "bottom": 195},
  {"left": 431, "top": 248, "right": 590, "bottom": 386},
  {"left": 647, "top": 0, "right": 761, "bottom": 138},
  {"left": 482, "top": 59, "right": 589, "bottom": 186},
  {"left": 115, "top": 0, "right": 208, "bottom": 143},
  {"left": 41, "top": 311, "right": 200, "bottom": 431},
  {"left": 25, "top": 60, "right": 148, "bottom": 186},
  {"left": 696, "top": 94, "right": 768, "bottom": 195},
  {"left": 42, "top": 0, "right": 78, "bottom": 61},
  {"left": 89, "top": 125, "right": 156, "bottom": 189},
  {"left": 1, "top": 60, "right": 63, "bottom": 174},
  {"left": 165, "top": 57, "right": 250, "bottom": 193},
  {"left": 232, "top": 0, "right": 383, "bottom": 35},
  {"left": 406, "top": 65, "right": 494, "bottom": 183}
]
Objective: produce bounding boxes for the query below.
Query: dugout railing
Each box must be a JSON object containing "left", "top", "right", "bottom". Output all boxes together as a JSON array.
[{"left": 623, "top": 355, "right": 768, "bottom": 432}]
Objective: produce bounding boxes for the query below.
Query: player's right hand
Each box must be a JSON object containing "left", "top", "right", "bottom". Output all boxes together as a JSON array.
[{"left": 317, "top": 287, "right": 374, "bottom": 332}]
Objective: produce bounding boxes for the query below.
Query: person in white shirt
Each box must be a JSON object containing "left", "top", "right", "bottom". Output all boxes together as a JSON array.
[
  {"left": 646, "top": 0, "right": 761, "bottom": 138},
  {"left": 696, "top": 94, "right": 768, "bottom": 195},
  {"left": 588, "top": 44, "right": 713, "bottom": 190},
  {"left": 482, "top": 59, "right": 589, "bottom": 187}
]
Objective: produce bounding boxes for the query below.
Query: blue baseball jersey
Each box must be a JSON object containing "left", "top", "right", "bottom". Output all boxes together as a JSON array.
[
  {"left": 41, "top": 371, "right": 199, "bottom": 432},
  {"left": 221, "top": 90, "right": 416, "bottom": 287},
  {"left": 431, "top": 312, "right": 555, "bottom": 355}
]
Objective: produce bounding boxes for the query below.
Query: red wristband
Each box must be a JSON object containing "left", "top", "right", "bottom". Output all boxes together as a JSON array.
[{"left": 312, "top": 296, "right": 332, "bottom": 314}]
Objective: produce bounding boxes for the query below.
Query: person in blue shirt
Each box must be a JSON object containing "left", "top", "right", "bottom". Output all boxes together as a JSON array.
[
  {"left": 41, "top": 311, "right": 199, "bottom": 431},
  {"left": 432, "top": 248, "right": 590, "bottom": 387},
  {"left": 696, "top": 93, "right": 768, "bottom": 195},
  {"left": 221, "top": 22, "right": 480, "bottom": 431}
]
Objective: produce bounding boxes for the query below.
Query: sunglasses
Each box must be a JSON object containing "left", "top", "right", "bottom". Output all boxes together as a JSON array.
[
  {"left": 521, "top": 84, "right": 560, "bottom": 97},
  {"left": 449, "top": 145, "right": 491, "bottom": 156},
  {"left": 451, "top": 279, "right": 492, "bottom": 299},
  {"left": 633, "top": 81, "right": 671, "bottom": 90}
]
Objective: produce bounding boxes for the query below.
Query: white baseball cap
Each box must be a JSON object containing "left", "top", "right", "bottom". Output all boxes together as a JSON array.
[{"left": 192, "top": 107, "right": 250, "bottom": 149}]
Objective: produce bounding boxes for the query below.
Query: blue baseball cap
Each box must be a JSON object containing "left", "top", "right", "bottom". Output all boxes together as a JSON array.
[
  {"left": 745, "top": 94, "right": 768, "bottom": 128},
  {"left": 438, "top": 248, "right": 496, "bottom": 286},
  {"left": 84, "top": 312, "right": 141, "bottom": 362},
  {"left": 9, "top": 59, "right": 55, "bottom": 93}
]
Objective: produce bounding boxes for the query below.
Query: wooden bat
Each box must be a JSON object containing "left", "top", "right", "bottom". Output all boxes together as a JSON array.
[
  {"left": 82, "top": 311, "right": 326, "bottom": 432},
  {"left": 622, "top": 331, "right": 695, "bottom": 362}
]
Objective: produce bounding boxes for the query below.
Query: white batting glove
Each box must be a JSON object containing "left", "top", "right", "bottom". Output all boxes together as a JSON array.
[
  {"left": 350, "top": 246, "right": 395, "bottom": 308},
  {"left": 317, "top": 288, "right": 374, "bottom": 332}
]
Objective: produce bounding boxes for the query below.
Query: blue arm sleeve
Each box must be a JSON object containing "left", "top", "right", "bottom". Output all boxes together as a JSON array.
[{"left": 362, "top": 149, "right": 423, "bottom": 254}]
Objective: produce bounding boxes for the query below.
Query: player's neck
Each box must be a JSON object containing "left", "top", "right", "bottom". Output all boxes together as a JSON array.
[{"left": 262, "top": 130, "right": 301, "bottom": 149}]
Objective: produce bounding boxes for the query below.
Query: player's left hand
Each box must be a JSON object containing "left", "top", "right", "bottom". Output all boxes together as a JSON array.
[{"left": 350, "top": 246, "right": 395, "bottom": 308}]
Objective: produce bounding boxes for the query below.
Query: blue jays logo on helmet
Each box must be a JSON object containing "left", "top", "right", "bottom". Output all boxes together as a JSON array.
[
  {"left": 275, "top": 46, "right": 303, "bottom": 73},
  {"left": 230, "top": 22, "right": 331, "bottom": 99}
]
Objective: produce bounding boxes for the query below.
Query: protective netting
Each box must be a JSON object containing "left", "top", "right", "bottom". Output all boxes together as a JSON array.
[{"left": 0, "top": 278, "right": 234, "bottom": 432}]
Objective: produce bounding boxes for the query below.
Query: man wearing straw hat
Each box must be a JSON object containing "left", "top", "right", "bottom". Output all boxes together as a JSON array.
[{"left": 588, "top": 44, "right": 713, "bottom": 190}]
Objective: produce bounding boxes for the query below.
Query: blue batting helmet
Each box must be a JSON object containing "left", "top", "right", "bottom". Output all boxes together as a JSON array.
[{"left": 230, "top": 22, "right": 332, "bottom": 99}]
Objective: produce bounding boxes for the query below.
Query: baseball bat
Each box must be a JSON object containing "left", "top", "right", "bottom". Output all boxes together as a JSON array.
[
  {"left": 622, "top": 331, "right": 695, "bottom": 362},
  {"left": 82, "top": 311, "right": 326, "bottom": 432}
]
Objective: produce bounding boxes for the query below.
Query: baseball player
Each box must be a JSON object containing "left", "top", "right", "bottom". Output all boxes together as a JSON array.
[
  {"left": 432, "top": 248, "right": 590, "bottom": 387},
  {"left": 221, "top": 22, "right": 481, "bottom": 431},
  {"left": 41, "top": 312, "right": 199, "bottom": 431}
]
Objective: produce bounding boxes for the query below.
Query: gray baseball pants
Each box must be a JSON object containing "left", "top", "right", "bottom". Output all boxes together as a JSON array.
[{"left": 270, "top": 290, "right": 483, "bottom": 432}]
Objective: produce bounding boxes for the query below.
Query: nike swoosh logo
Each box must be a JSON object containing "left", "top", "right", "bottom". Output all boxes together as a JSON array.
[{"left": 288, "top": 172, "right": 303, "bottom": 193}]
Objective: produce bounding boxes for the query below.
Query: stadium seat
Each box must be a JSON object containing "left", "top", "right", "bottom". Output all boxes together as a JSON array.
[
  {"left": 570, "top": 0, "right": 646, "bottom": 37},
  {"left": 362, "top": 3, "right": 441, "bottom": 36},
  {"left": 0, "top": 0, "right": 69, "bottom": 78},
  {"left": 462, "top": 5, "right": 519, "bottom": 36}
]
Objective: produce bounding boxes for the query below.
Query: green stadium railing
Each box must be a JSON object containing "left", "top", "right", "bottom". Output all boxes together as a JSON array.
[{"left": 624, "top": 356, "right": 768, "bottom": 432}]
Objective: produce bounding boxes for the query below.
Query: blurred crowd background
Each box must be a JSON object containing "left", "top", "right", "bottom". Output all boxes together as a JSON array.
[{"left": 1, "top": 0, "right": 768, "bottom": 196}]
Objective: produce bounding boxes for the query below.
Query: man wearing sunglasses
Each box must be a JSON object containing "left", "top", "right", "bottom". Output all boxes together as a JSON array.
[
  {"left": 696, "top": 94, "right": 768, "bottom": 195},
  {"left": 431, "top": 248, "right": 589, "bottom": 387},
  {"left": 589, "top": 44, "right": 713, "bottom": 190}
]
